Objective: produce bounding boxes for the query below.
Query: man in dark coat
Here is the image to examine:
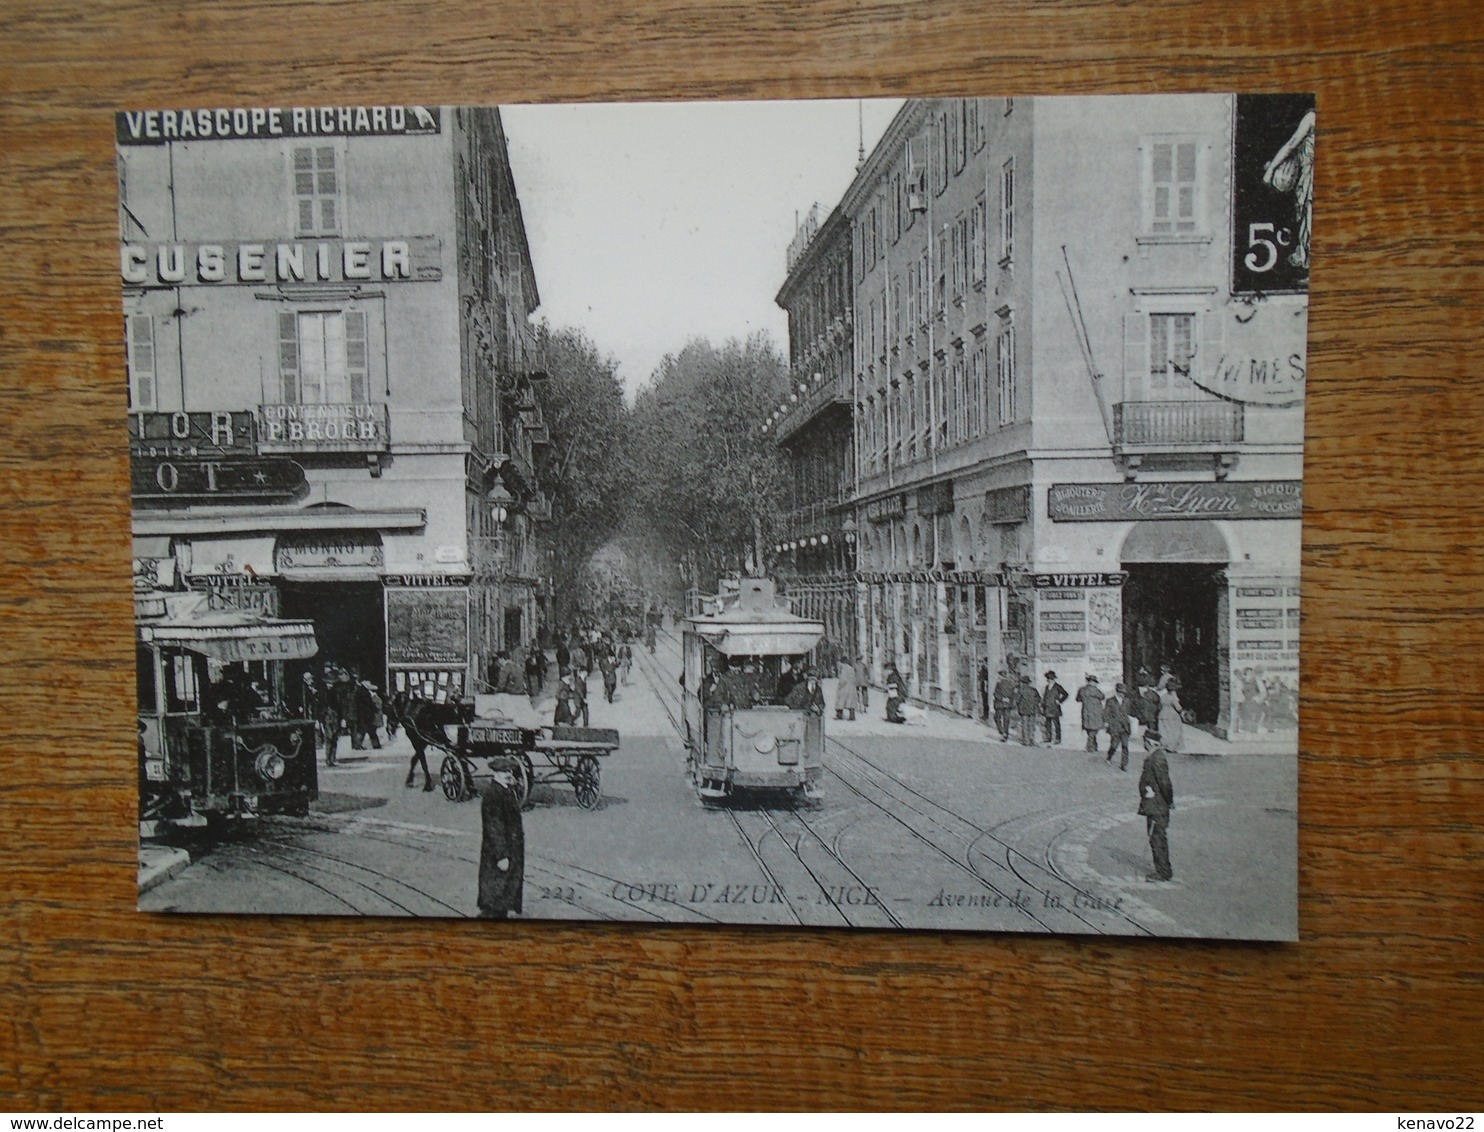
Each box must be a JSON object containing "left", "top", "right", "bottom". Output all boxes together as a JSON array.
[
  {"left": 599, "top": 652, "right": 618, "bottom": 704},
  {"left": 477, "top": 768, "right": 525, "bottom": 919},
  {"left": 1104, "top": 682, "right": 1135, "bottom": 771},
  {"left": 1076, "top": 674, "right": 1106, "bottom": 753},
  {"left": 775, "top": 658, "right": 801, "bottom": 705},
  {"left": 1015, "top": 675, "right": 1041, "bottom": 745},
  {"left": 352, "top": 679, "right": 383, "bottom": 750},
  {"left": 992, "top": 667, "right": 1017, "bottom": 742},
  {"left": 1137, "top": 735, "right": 1175, "bottom": 881},
  {"left": 1135, "top": 678, "right": 1162, "bottom": 739},
  {"left": 322, "top": 665, "right": 355, "bottom": 766},
  {"left": 1041, "top": 670, "right": 1068, "bottom": 745},
  {"left": 525, "top": 649, "right": 545, "bottom": 698},
  {"left": 555, "top": 636, "right": 571, "bottom": 673},
  {"left": 785, "top": 668, "right": 827, "bottom": 715}
]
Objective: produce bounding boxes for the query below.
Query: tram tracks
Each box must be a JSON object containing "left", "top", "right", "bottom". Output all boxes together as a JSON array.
[
  {"left": 631, "top": 631, "right": 901, "bottom": 929},
  {"left": 638, "top": 624, "right": 1160, "bottom": 935}
]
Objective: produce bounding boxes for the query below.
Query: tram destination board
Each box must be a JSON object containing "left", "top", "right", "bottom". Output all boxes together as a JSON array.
[{"left": 123, "top": 94, "right": 1307, "bottom": 941}]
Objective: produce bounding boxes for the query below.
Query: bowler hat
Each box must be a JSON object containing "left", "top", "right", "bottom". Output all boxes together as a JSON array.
[{"left": 1044, "top": 670, "right": 1056, "bottom": 679}]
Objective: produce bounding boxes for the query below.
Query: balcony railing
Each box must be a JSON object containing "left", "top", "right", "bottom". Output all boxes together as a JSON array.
[
  {"left": 1114, "top": 400, "right": 1244, "bottom": 448},
  {"left": 774, "top": 369, "right": 853, "bottom": 443}
]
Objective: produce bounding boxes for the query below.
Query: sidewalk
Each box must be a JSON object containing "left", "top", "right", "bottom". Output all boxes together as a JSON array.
[
  {"left": 822, "top": 677, "right": 1296, "bottom": 755},
  {"left": 138, "top": 842, "right": 191, "bottom": 893}
]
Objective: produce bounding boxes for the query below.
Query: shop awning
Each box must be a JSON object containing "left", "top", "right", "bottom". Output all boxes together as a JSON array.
[{"left": 137, "top": 592, "right": 319, "bottom": 663}]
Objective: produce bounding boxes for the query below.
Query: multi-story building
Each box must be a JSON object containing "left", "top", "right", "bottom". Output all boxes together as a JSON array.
[
  {"left": 769, "top": 203, "right": 858, "bottom": 654},
  {"left": 800, "top": 94, "right": 1309, "bottom": 734},
  {"left": 121, "top": 104, "right": 552, "bottom": 702}
]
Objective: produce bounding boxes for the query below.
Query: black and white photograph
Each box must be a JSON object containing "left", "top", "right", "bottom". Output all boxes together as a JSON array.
[{"left": 124, "top": 94, "right": 1309, "bottom": 939}]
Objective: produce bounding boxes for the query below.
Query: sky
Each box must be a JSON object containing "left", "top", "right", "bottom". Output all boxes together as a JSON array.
[{"left": 500, "top": 99, "right": 903, "bottom": 400}]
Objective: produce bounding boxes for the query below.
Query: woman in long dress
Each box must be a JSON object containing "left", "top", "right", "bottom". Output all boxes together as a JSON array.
[{"left": 1157, "top": 677, "right": 1186, "bottom": 752}]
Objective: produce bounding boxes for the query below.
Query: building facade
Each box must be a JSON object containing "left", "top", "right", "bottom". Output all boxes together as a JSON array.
[
  {"left": 769, "top": 203, "right": 858, "bottom": 656},
  {"left": 796, "top": 95, "right": 1309, "bottom": 734},
  {"left": 121, "top": 104, "right": 552, "bottom": 703}
]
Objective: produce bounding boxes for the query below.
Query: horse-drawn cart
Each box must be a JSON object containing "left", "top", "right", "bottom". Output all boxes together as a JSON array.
[{"left": 438, "top": 718, "right": 620, "bottom": 810}]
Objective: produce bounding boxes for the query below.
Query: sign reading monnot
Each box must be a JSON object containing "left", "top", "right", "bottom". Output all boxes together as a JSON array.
[
  {"left": 1049, "top": 481, "right": 1302, "bottom": 522},
  {"left": 116, "top": 106, "right": 441, "bottom": 145}
]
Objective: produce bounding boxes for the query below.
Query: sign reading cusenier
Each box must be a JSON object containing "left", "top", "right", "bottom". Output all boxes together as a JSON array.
[{"left": 1232, "top": 93, "right": 1315, "bottom": 296}]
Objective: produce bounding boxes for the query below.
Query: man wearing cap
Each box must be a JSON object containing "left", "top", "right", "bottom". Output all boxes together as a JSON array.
[
  {"left": 1076, "top": 674, "right": 1106, "bottom": 753},
  {"left": 991, "top": 666, "right": 1016, "bottom": 742},
  {"left": 786, "top": 667, "right": 827, "bottom": 716},
  {"left": 1104, "top": 682, "right": 1135, "bottom": 770},
  {"left": 1015, "top": 674, "right": 1041, "bottom": 746},
  {"left": 477, "top": 765, "right": 525, "bottom": 919},
  {"left": 1041, "top": 670, "right": 1069, "bottom": 746},
  {"left": 1137, "top": 733, "right": 1175, "bottom": 881}
]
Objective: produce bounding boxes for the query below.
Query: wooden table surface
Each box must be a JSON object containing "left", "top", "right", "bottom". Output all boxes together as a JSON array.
[{"left": 2, "top": 0, "right": 1480, "bottom": 1112}]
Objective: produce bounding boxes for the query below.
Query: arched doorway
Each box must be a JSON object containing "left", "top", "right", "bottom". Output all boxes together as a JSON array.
[{"left": 1120, "top": 520, "right": 1228, "bottom": 726}]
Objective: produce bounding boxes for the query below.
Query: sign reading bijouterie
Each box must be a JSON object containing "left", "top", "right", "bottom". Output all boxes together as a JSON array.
[
  {"left": 1048, "top": 481, "right": 1302, "bottom": 522},
  {"left": 116, "top": 106, "right": 442, "bottom": 145},
  {"left": 121, "top": 237, "right": 441, "bottom": 287}
]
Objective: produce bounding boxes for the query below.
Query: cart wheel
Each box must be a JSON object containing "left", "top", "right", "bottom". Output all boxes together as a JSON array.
[
  {"left": 439, "top": 755, "right": 469, "bottom": 802},
  {"left": 572, "top": 754, "right": 601, "bottom": 810}
]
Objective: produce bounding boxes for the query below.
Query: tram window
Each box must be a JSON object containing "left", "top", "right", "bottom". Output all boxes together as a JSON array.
[
  {"left": 136, "top": 646, "right": 157, "bottom": 715},
  {"left": 163, "top": 650, "right": 202, "bottom": 713}
]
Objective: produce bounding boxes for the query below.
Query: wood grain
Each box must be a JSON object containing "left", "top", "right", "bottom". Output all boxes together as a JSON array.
[{"left": 2, "top": 0, "right": 1480, "bottom": 1111}]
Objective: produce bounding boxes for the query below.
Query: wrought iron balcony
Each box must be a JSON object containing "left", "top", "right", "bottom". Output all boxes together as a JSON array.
[
  {"left": 1114, "top": 400, "right": 1244, "bottom": 448},
  {"left": 773, "top": 369, "right": 853, "bottom": 444}
]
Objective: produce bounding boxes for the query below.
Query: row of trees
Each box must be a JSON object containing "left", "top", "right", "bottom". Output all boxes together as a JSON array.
[{"left": 531, "top": 327, "right": 788, "bottom": 621}]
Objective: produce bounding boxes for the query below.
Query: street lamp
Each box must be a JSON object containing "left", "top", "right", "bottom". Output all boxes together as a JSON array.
[{"left": 487, "top": 481, "right": 514, "bottom": 527}]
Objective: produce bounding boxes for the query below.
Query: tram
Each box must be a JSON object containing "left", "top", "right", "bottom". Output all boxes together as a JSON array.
[
  {"left": 680, "top": 577, "right": 827, "bottom": 803},
  {"left": 136, "top": 589, "right": 320, "bottom": 832}
]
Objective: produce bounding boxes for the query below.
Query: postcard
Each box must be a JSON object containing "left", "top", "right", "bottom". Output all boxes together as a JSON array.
[{"left": 125, "top": 94, "right": 1310, "bottom": 937}]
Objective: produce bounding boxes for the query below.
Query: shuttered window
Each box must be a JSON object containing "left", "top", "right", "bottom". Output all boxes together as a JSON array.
[
  {"left": 126, "top": 313, "right": 157, "bottom": 410},
  {"left": 1000, "top": 159, "right": 1015, "bottom": 263},
  {"left": 1149, "top": 141, "right": 1199, "bottom": 234},
  {"left": 996, "top": 325, "right": 1016, "bottom": 426},
  {"left": 278, "top": 310, "right": 370, "bottom": 405},
  {"left": 292, "top": 145, "right": 340, "bottom": 236},
  {"left": 1149, "top": 313, "right": 1196, "bottom": 392}
]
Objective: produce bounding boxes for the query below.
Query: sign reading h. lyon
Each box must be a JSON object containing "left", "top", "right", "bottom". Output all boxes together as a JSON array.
[
  {"left": 121, "top": 237, "right": 441, "bottom": 287},
  {"left": 1049, "top": 481, "right": 1302, "bottom": 522},
  {"left": 116, "top": 106, "right": 441, "bottom": 145}
]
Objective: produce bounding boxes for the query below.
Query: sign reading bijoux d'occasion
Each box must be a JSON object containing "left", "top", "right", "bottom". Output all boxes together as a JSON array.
[
  {"left": 121, "top": 236, "right": 441, "bottom": 287},
  {"left": 1049, "top": 481, "right": 1302, "bottom": 522}
]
